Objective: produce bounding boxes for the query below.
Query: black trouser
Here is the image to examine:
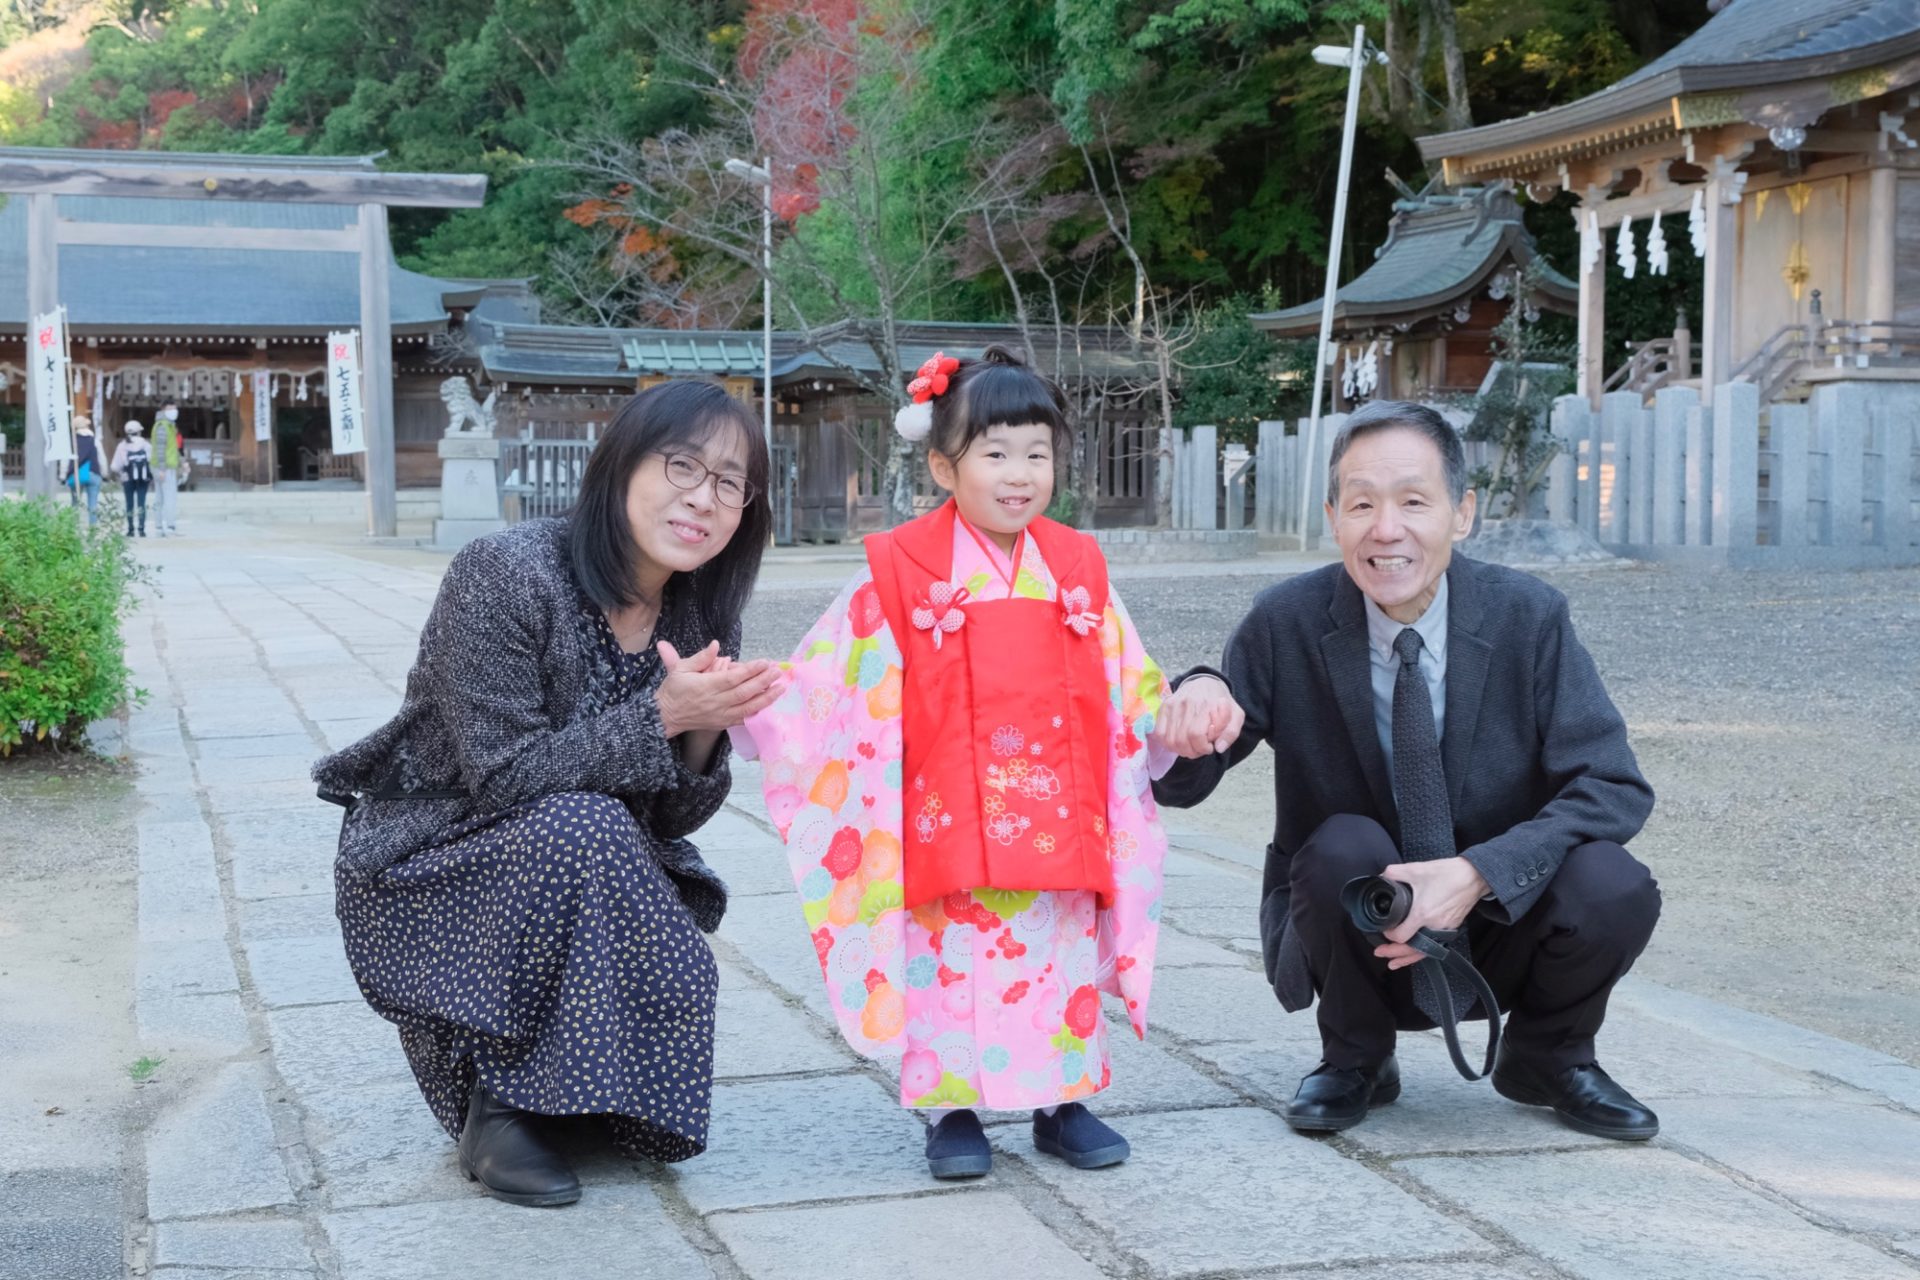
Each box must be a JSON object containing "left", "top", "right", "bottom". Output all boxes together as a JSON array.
[
  {"left": 123, "top": 480, "right": 148, "bottom": 532},
  {"left": 1289, "top": 814, "right": 1661, "bottom": 1073}
]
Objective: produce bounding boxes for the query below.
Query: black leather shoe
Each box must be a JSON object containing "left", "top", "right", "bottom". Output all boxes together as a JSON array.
[
  {"left": 925, "top": 1108, "right": 992, "bottom": 1179},
  {"left": 1283, "top": 1055, "right": 1401, "bottom": 1132},
  {"left": 1492, "top": 1052, "right": 1659, "bottom": 1141},
  {"left": 1032, "top": 1103, "right": 1130, "bottom": 1169},
  {"left": 458, "top": 1084, "right": 582, "bottom": 1207}
]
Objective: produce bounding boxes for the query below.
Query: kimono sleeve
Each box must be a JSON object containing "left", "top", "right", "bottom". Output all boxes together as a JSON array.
[
  {"left": 731, "top": 569, "right": 909, "bottom": 1063},
  {"left": 1093, "top": 585, "right": 1171, "bottom": 1039}
]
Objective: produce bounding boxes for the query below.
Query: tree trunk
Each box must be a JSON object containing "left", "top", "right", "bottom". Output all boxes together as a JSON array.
[
  {"left": 1427, "top": 0, "right": 1472, "bottom": 132},
  {"left": 1382, "top": 0, "right": 1424, "bottom": 137},
  {"left": 885, "top": 436, "right": 914, "bottom": 526}
]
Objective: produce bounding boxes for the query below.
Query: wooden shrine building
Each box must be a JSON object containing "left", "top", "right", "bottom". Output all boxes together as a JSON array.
[
  {"left": 0, "top": 147, "right": 485, "bottom": 533},
  {"left": 463, "top": 316, "right": 1162, "bottom": 539},
  {"left": 1250, "top": 183, "right": 1578, "bottom": 407},
  {"left": 1416, "top": 0, "right": 1920, "bottom": 406}
]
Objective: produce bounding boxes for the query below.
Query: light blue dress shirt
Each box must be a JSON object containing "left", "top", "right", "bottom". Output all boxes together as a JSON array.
[{"left": 1362, "top": 574, "right": 1449, "bottom": 788}]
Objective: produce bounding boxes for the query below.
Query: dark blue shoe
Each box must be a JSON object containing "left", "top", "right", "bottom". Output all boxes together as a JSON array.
[
  {"left": 1032, "top": 1103, "right": 1130, "bottom": 1169},
  {"left": 925, "top": 1108, "right": 991, "bottom": 1179}
]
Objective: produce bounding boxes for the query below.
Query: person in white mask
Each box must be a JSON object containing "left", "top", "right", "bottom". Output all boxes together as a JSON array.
[{"left": 151, "top": 401, "right": 184, "bottom": 536}]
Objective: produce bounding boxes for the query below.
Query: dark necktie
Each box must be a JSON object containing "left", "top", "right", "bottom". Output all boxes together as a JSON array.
[{"left": 1391, "top": 627, "right": 1477, "bottom": 1022}]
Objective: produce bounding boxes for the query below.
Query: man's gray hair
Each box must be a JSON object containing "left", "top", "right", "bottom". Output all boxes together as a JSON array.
[{"left": 1326, "top": 400, "right": 1468, "bottom": 507}]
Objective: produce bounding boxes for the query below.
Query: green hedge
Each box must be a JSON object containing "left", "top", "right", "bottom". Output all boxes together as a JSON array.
[{"left": 0, "top": 497, "right": 147, "bottom": 755}]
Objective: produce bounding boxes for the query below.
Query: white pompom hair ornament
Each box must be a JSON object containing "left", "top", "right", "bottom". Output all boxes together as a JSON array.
[
  {"left": 895, "top": 351, "right": 959, "bottom": 442},
  {"left": 894, "top": 399, "right": 934, "bottom": 442}
]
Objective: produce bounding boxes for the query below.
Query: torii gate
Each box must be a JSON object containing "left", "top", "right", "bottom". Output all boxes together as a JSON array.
[{"left": 0, "top": 148, "right": 486, "bottom": 537}]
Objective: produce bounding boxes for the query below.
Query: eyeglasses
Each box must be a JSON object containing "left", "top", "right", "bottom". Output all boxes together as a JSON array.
[{"left": 660, "top": 452, "right": 756, "bottom": 509}]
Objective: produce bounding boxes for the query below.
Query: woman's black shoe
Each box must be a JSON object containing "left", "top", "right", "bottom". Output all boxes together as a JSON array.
[
  {"left": 925, "top": 1108, "right": 992, "bottom": 1179},
  {"left": 458, "top": 1084, "right": 581, "bottom": 1207}
]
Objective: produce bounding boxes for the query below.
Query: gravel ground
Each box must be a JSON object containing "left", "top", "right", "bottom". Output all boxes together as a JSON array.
[
  {"left": 741, "top": 558, "right": 1920, "bottom": 1066},
  {"left": 0, "top": 750, "right": 146, "bottom": 1276}
]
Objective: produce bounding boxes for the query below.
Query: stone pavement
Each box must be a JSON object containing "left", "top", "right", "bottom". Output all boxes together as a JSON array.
[{"left": 102, "top": 524, "right": 1920, "bottom": 1280}]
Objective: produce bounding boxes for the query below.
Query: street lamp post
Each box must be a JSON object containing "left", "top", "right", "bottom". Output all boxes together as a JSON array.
[
  {"left": 725, "top": 156, "right": 775, "bottom": 463},
  {"left": 1297, "top": 27, "right": 1382, "bottom": 547}
]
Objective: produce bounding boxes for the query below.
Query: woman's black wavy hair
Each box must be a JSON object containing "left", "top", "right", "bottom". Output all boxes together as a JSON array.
[{"left": 569, "top": 379, "right": 770, "bottom": 637}]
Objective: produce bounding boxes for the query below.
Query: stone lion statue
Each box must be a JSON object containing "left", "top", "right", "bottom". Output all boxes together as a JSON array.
[{"left": 441, "top": 377, "right": 499, "bottom": 437}]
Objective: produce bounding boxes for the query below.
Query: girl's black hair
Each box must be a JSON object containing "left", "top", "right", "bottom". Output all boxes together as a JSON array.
[
  {"left": 927, "top": 344, "right": 1071, "bottom": 460},
  {"left": 569, "top": 379, "right": 771, "bottom": 636}
]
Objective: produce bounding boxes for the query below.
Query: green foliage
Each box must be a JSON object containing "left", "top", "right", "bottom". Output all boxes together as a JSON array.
[
  {"left": 8, "top": 0, "right": 1711, "bottom": 373},
  {"left": 1173, "top": 291, "right": 1311, "bottom": 443},
  {"left": 0, "top": 498, "right": 149, "bottom": 757},
  {"left": 1462, "top": 261, "right": 1575, "bottom": 517},
  {"left": 1, "top": 406, "right": 24, "bottom": 449}
]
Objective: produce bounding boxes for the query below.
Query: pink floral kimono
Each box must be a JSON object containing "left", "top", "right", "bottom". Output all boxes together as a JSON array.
[{"left": 733, "top": 514, "right": 1172, "bottom": 1109}]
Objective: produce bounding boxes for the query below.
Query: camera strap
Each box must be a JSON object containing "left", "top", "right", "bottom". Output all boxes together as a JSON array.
[{"left": 1401, "top": 927, "right": 1502, "bottom": 1081}]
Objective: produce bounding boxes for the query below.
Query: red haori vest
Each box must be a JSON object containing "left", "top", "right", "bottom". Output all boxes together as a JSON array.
[{"left": 865, "top": 501, "right": 1116, "bottom": 910}]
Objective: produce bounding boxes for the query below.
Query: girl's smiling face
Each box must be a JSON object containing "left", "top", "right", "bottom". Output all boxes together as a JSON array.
[{"left": 927, "top": 422, "right": 1055, "bottom": 552}]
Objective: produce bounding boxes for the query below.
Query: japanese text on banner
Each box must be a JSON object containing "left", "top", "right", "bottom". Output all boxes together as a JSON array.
[
  {"left": 33, "top": 309, "right": 73, "bottom": 466},
  {"left": 253, "top": 372, "right": 273, "bottom": 443},
  {"left": 327, "top": 331, "right": 365, "bottom": 456}
]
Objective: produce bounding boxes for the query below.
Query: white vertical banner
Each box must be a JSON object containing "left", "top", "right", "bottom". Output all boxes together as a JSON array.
[
  {"left": 326, "top": 330, "right": 365, "bottom": 456},
  {"left": 253, "top": 371, "right": 273, "bottom": 442},
  {"left": 33, "top": 308, "right": 73, "bottom": 466}
]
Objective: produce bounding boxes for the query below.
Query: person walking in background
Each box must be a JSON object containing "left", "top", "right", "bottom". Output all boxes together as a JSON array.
[
  {"left": 151, "top": 401, "right": 184, "bottom": 536},
  {"left": 111, "top": 420, "right": 152, "bottom": 537},
  {"left": 62, "top": 415, "right": 104, "bottom": 527}
]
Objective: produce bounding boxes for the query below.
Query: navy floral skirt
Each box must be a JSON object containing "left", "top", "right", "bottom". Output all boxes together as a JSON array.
[{"left": 336, "top": 790, "right": 719, "bottom": 1162}]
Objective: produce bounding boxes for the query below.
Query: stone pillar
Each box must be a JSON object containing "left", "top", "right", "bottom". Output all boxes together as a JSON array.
[
  {"left": 1601, "top": 391, "right": 1640, "bottom": 545},
  {"left": 1878, "top": 394, "right": 1914, "bottom": 559},
  {"left": 1188, "top": 424, "right": 1218, "bottom": 531},
  {"left": 1771, "top": 402, "right": 1811, "bottom": 548},
  {"left": 1254, "top": 422, "right": 1284, "bottom": 535},
  {"left": 1812, "top": 382, "right": 1867, "bottom": 547},
  {"left": 1712, "top": 380, "right": 1759, "bottom": 550},
  {"left": 1306, "top": 414, "right": 1341, "bottom": 548},
  {"left": 1222, "top": 443, "right": 1250, "bottom": 532},
  {"left": 1686, "top": 403, "right": 1714, "bottom": 545},
  {"left": 1651, "top": 386, "right": 1696, "bottom": 545},
  {"left": 1547, "top": 395, "right": 1583, "bottom": 526},
  {"left": 1629, "top": 401, "right": 1655, "bottom": 545},
  {"left": 434, "top": 435, "right": 504, "bottom": 550}
]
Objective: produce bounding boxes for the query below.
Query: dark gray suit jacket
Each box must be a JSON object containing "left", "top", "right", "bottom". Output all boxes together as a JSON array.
[{"left": 1152, "top": 554, "right": 1653, "bottom": 1011}]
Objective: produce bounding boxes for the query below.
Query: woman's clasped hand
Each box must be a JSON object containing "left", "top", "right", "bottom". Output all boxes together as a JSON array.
[{"left": 654, "top": 639, "right": 787, "bottom": 739}]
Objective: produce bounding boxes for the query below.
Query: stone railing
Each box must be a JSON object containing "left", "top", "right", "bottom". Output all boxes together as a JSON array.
[{"left": 1545, "top": 384, "right": 1918, "bottom": 568}]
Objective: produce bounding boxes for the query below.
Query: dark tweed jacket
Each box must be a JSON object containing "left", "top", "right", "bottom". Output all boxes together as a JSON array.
[
  {"left": 312, "top": 518, "right": 734, "bottom": 932},
  {"left": 1152, "top": 554, "right": 1653, "bottom": 1011}
]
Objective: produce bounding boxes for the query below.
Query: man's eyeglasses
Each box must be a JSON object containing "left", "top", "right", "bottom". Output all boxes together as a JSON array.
[{"left": 661, "top": 453, "right": 756, "bottom": 509}]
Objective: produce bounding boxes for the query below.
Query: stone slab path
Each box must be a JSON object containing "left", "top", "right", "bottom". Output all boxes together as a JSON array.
[{"left": 104, "top": 529, "right": 1920, "bottom": 1280}]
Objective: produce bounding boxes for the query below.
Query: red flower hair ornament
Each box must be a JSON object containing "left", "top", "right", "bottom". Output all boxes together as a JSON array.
[{"left": 893, "top": 351, "right": 959, "bottom": 442}]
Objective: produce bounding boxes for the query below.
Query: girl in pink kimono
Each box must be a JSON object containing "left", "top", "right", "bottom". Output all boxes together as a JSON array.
[{"left": 733, "top": 345, "right": 1174, "bottom": 1179}]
